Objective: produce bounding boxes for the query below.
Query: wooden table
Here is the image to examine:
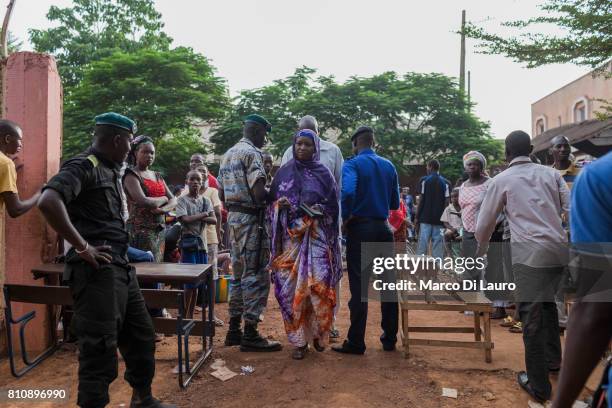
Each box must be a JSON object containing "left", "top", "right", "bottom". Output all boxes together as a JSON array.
[
  {"left": 31, "top": 262, "right": 210, "bottom": 286},
  {"left": 9, "top": 262, "right": 215, "bottom": 388},
  {"left": 399, "top": 291, "right": 495, "bottom": 363}
]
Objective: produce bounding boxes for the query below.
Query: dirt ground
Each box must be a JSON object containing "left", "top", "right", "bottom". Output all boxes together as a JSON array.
[{"left": 0, "top": 283, "right": 597, "bottom": 408}]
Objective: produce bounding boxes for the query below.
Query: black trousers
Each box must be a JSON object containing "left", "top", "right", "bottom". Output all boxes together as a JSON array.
[
  {"left": 68, "top": 261, "right": 156, "bottom": 408},
  {"left": 514, "top": 263, "right": 563, "bottom": 400},
  {"left": 346, "top": 218, "right": 398, "bottom": 352}
]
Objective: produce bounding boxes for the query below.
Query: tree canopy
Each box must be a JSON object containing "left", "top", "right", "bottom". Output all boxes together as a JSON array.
[
  {"left": 63, "top": 47, "right": 229, "bottom": 177},
  {"left": 30, "top": 0, "right": 172, "bottom": 88},
  {"left": 212, "top": 67, "right": 502, "bottom": 181},
  {"left": 464, "top": 0, "right": 612, "bottom": 70}
]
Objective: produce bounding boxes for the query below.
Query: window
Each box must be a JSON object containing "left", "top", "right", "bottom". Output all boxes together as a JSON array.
[
  {"left": 536, "top": 119, "right": 545, "bottom": 136},
  {"left": 573, "top": 100, "right": 587, "bottom": 123}
]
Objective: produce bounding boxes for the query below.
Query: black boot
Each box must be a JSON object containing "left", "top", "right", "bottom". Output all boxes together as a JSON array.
[
  {"left": 224, "top": 316, "right": 242, "bottom": 346},
  {"left": 240, "top": 322, "right": 282, "bottom": 352},
  {"left": 130, "top": 387, "right": 176, "bottom": 408}
]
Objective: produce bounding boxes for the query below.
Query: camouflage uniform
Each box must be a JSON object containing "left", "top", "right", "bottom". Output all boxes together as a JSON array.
[{"left": 218, "top": 138, "right": 269, "bottom": 324}]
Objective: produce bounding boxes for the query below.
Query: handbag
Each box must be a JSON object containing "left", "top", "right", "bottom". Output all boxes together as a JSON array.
[
  {"left": 299, "top": 203, "right": 324, "bottom": 219},
  {"left": 179, "top": 234, "right": 203, "bottom": 251}
]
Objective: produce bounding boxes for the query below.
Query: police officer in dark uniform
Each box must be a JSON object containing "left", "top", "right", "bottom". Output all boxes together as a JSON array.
[{"left": 38, "top": 113, "right": 174, "bottom": 408}]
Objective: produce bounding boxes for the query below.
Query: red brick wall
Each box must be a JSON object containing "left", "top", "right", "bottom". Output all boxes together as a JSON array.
[{"left": 2, "top": 52, "right": 62, "bottom": 352}]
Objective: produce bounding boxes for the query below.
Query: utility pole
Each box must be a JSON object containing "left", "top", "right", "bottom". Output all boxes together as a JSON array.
[
  {"left": 0, "top": 0, "right": 16, "bottom": 58},
  {"left": 467, "top": 70, "right": 471, "bottom": 107},
  {"left": 1, "top": 0, "right": 17, "bottom": 116},
  {"left": 459, "top": 9, "right": 466, "bottom": 95}
]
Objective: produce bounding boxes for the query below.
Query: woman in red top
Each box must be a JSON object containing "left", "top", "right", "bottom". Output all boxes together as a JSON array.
[
  {"left": 124, "top": 136, "right": 177, "bottom": 261},
  {"left": 388, "top": 199, "right": 409, "bottom": 243}
]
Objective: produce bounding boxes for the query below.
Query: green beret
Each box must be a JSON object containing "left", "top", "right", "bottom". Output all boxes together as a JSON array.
[
  {"left": 95, "top": 112, "right": 137, "bottom": 134},
  {"left": 244, "top": 114, "right": 272, "bottom": 132}
]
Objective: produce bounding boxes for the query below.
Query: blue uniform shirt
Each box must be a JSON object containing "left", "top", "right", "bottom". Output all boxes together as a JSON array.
[
  {"left": 341, "top": 148, "right": 400, "bottom": 220},
  {"left": 570, "top": 151, "right": 612, "bottom": 246}
]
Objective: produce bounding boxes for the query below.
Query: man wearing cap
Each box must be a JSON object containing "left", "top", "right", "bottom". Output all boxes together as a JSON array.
[
  {"left": 217, "top": 114, "right": 282, "bottom": 352},
  {"left": 38, "top": 113, "right": 174, "bottom": 408},
  {"left": 333, "top": 126, "right": 400, "bottom": 355}
]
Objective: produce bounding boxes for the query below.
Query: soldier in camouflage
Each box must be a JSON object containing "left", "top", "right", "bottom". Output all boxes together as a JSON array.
[{"left": 217, "top": 114, "right": 282, "bottom": 352}]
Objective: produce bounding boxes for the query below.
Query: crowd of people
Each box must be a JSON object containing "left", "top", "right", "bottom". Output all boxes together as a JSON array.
[{"left": 0, "top": 111, "right": 610, "bottom": 408}]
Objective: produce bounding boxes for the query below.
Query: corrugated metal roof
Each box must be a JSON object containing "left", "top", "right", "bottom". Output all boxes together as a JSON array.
[{"left": 532, "top": 119, "right": 612, "bottom": 157}]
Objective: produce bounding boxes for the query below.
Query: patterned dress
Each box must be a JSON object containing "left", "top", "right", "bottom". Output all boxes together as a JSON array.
[
  {"left": 125, "top": 168, "right": 167, "bottom": 262},
  {"left": 268, "top": 130, "right": 342, "bottom": 348}
]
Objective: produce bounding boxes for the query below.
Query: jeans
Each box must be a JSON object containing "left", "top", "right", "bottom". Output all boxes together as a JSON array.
[
  {"left": 417, "top": 223, "right": 444, "bottom": 258},
  {"left": 345, "top": 218, "right": 398, "bottom": 352},
  {"left": 127, "top": 247, "right": 161, "bottom": 317},
  {"left": 127, "top": 246, "right": 154, "bottom": 263}
]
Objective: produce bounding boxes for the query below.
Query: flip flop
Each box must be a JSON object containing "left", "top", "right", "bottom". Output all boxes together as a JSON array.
[
  {"left": 500, "top": 316, "right": 515, "bottom": 327},
  {"left": 509, "top": 321, "right": 523, "bottom": 333}
]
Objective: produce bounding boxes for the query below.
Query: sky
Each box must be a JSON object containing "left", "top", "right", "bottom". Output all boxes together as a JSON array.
[{"left": 9, "top": 0, "right": 588, "bottom": 139}]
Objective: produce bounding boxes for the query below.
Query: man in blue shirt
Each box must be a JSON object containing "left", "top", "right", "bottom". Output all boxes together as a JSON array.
[
  {"left": 333, "top": 126, "right": 400, "bottom": 355},
  {"left": 415, "top": 160, "right": 450, "bottom": 258},
  {"left": 552, "top": 151, "right": 612, "bottom": 408}
]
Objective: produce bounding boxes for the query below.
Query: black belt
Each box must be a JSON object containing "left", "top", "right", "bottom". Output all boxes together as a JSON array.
[
  {"left": 227, "top": 205, "right": 261, "bottom": 215},
  {"left": 348, "top": 216, "right": 387, "bottom": 225},
  {"left": 87, "top": 240, "right": 129, "bottom": 256}
]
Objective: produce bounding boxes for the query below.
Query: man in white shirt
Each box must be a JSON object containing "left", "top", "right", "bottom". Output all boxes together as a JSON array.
[
  {"left": 476, "top": 130, "right": 569, "bottom": 404},
  {"left": 281, "top": 116, "right": 343, "bottom": 187},
  {"left": 280, "top": 115, "right": 344, "bottom": 339}
]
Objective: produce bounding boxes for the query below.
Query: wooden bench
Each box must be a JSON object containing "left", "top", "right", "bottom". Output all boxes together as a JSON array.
[
  {"left": 399, "top": 291, "right": 495, "bottom": 363},
  {"left": 3, "top": 284, "right": 213, "bottom": 388}
]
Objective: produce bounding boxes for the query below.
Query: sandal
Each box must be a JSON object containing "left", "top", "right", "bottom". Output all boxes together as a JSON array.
[
  {"left": 500, "top": 316, "right": 515, "bottom": 327},
  {"left": 213, "top": 316, "right": 225, "bottom": 327},
  {"left": 292, "top": 345, "right": 309, "bottom": 360},
  {"left": 313, "top": 339, "right": 325, "bottom": 352},
  {"left": 509, "top": 321, "right": 523, "bottom": 333}
]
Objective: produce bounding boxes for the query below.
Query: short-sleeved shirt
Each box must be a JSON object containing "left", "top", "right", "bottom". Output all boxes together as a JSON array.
[
  {"left": 0, "top": 152, "right": 18, "bottom": 292},
  {"left": 571, "top": 152, "right": 612, "bottom": 246},
  {"left": 554, "top": 160, "right": 582, "bottom": 190},
  {"left": 440, "top": 204, "right": 462, "bottom": 230},
  {"left": 458, "top": 179, "right": 491, "bottom": 233},
  {"left": 202, "top": 187, "right": 221, "bottom": 245},
  {"left": 44, "top": 148, "right": 129, "bottom": 246},
  {"left": 417, "top": 172, "right": 450, "bottom": 225},
  {"left": 0, "top": 151, "right": 18, "bottom": 217},
  {"left": 217, "top": 138, "right": 266, "bottom": 209},
  {"left": 176, "top": 194, "right": 212, "bottom": 246}
]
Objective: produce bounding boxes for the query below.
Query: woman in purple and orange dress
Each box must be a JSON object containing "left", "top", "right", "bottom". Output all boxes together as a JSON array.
[{"left": 268, "top": 129, "right": 342, "bottom": 360}]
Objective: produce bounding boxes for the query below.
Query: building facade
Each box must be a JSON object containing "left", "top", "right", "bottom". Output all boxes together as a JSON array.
[{"left": 531, "top": 62, "right": 611, "bottom": 137}]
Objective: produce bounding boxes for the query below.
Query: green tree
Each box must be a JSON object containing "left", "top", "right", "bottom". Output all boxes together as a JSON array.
[
  {"left": 63, "top": 47, "right": 229, "bottom": 177},
  {"left": 0, "top": 30, "right": 22, "bottom": 54},
  {"left": 29, "top": 0, "right": 172, "bottom": 88},
  {"left": 213, "top": 68, "right": 502, "bottom": 181},
  {"left": 464, "top": 0, "right": 612, "bottom": 70},
  {"left": 210, "top": 66, "right": 319, "bottom": 156},
  {"left": 154, "top": 128, "right": 207, "bottom": 180}
]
